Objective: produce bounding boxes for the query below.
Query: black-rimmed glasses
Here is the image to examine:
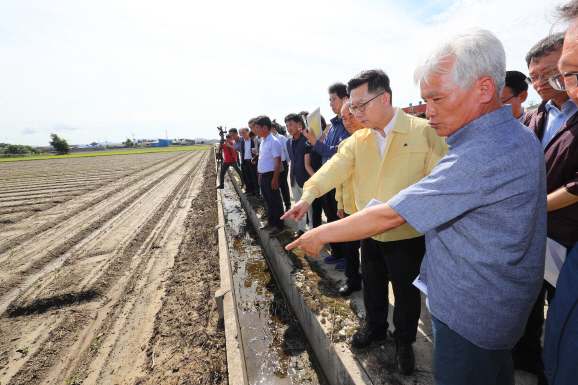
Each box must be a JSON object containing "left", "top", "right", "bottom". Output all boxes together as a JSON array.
[
  {"left": 349, "top": 93, "right": 384, "bottom": 114},
  {"left": 501, "top": 94, "right": 517, "bottom": 104},
  {"left": 549, "top": 72, "right": 578, "bottom": 91}
]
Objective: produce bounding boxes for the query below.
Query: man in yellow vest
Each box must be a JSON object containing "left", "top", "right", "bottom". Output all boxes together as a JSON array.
[{"left": 283, "top": 69, "right": 447, "bottom": 375}]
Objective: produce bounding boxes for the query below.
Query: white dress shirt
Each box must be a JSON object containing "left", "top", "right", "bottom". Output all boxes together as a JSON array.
[
  {"left": 257, "top": 133, "right": 282, "bottom": 173},
  {"left": 372, "top": 108, "right": 398, "bottom": 159}
]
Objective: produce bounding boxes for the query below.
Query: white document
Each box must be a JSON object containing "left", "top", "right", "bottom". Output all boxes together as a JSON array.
[
  {"left": 544, "top": 237, "right": 567, "bottom": 288},
  {"left": 363, "top": 198, "right": 384, "bottom": 210},
  {"left": 412, "top": 275, "right": 428, "bottom": 296}
]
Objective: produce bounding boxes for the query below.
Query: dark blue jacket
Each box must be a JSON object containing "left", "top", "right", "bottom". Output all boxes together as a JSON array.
[
  {"left": 313, "top": 115, "right": 350, "bottom": 164},
  {"left": 286, "top": 133, "right": 309, "bottom": 188},
  {"left": 543, "top": 242, "right": 578, "bottom": 384}
]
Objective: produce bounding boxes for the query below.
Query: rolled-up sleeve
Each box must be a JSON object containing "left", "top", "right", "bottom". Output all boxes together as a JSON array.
[{"left": 387, "top": 154, "right": 483, "bottom": 234}]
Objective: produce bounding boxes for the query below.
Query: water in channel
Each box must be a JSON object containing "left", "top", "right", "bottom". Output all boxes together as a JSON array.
[{"left": 220, "top": 179, "right": 327, "bottom": 385}]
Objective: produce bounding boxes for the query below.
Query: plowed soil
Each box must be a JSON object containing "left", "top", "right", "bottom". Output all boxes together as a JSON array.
[{"left": 0, "top": 149, "right": 227, "bottom": 385}]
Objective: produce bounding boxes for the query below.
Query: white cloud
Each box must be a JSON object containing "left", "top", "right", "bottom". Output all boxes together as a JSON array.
[{"left": 0, "top": 0, "right": 566, "bottom": 145}]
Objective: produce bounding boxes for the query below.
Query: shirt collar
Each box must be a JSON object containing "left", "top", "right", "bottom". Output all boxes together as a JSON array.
[
  {"left": 546, "top": 98, "right": 577, "bottom": 113},
  {"left": 372, "top": 108, "right": 398, "bottom": 138},
  {"left": 446, "top": 106, "right": 512, "bottom": 148},
  {"left": 262, "top": 133, "right": 272, "bottom": 141},
  {"left": 330, "top": 115, "right": 342, "bottom": 126}
]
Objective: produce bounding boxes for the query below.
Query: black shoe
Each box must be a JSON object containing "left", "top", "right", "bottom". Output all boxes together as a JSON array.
[
  {"left": 216, "top": 185, "right": 224, "bottom": 189},
  {"left": 350, "top": 324, "right": 388, "bottom": 349},
  {"left": 268, "top": 228, "right": 286, "bottom": 237},
  {"left": 395, "top": 340, "right": 415, "bottom": 375},
  {"left": 338, "top": 281, "right": 362, "bottom": 297}
]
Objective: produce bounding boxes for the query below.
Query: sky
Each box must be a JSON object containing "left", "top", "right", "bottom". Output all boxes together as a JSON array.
[{"left": 0, "top": 0, "right": 568, "bottom": 146}]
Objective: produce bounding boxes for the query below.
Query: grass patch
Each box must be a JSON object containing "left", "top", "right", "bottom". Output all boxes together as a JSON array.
[{"left": 0, "top": 146, "right": 211, "bottom": 162}]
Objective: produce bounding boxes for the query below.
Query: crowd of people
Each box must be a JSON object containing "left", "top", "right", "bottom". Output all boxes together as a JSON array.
[{"left": 217, "top": 2, "right": 578, "bottom": 384}]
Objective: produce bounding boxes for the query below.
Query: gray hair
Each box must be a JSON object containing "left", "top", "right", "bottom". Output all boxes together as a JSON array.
[
  {"left": 414, "top": 28, "right": 506, "bottom": 94},
  {"left": 555, "top": 0, "right": 578, "bottom": 24}
]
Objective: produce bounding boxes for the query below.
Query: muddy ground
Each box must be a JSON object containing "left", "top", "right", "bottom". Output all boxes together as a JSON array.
[{"left": 0, "top": 149, "right": 228, "bottom": 385}]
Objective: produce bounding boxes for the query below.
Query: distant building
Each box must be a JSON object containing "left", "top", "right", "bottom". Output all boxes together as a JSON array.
[
  {"left": 402, "top": 102, "right": 427, "bottom": 116},
  {"left": 151, "top": 139, "right": 172, "bottom": 147}
]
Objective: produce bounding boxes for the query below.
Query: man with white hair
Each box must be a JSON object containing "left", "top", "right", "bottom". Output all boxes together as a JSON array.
[{"left": 286, "top": 29, "right": 547, "bottom": 384}]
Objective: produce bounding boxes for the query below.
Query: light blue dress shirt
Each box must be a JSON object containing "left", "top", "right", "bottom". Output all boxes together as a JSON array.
[
  {"left": 274, "top": 132, "right": 290, "bottom": 163},
  {"left": 388, "top": 106, "right": 547, "bottom": 350},
  {"left": 541, "top": 99, "right": 578, "bottom": 148}
]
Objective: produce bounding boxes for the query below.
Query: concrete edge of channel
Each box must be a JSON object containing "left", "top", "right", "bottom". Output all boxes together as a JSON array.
[
  {"left": 226, "top": 169, "right": 371, "bottom": 385},
  {"left": 215, "top": 162, "right": 249, "bottom": 385}
]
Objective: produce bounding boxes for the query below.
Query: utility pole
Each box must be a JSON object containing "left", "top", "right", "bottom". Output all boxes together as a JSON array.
[
  {"left": 132, "top": 133, "right": 136, "bottom": 146},
  {"left": 164, "top": 130, "right": 168, "bottom": 141},
  {"left": 105, "top": 137, "right": 108, "bottom": 149}
]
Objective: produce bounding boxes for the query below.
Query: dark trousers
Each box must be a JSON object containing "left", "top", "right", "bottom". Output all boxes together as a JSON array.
[
  {"left": 260, "top": 172, "right": 284, "bottom": 230},
  {"left": 279, "top": 160, "right": 291, "bottom": 209},
  {"left": 432, "top": 315, "right": 514, "bottom": 385},
  {"left": 512, "top": 280, "right": 555, "bottom": 373},
  {"left": 321, "top": 189, "right": 345, "bottom": 259},
  {"left": 219, "top": 161, "right": 242, "bottom": 187},
  {"left": 242, "top": 159, "right": 256, "bottom": 193},
  {"left": 361, "top": 236, "right": 425, "bottom": 342},
  {"left": 311, "top": 197, "right": 323, "bottom": 228},
  {"left": 343, "top": 213, "right": 362, "bottom": 285},
  {"left": 249, "top": 161, "right": 261, "bottom": 197}
]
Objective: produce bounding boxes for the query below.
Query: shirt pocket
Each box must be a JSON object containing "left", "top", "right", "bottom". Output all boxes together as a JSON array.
[{"left": 392, "top": 144, "right": 430, "bottom": 185}]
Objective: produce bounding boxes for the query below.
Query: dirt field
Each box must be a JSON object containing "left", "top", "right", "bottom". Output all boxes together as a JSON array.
[{"left": 0, "top": 149, "right": 228, "bottom": 384}]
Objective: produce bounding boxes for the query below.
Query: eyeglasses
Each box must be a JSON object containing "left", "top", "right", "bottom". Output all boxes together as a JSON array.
[
  {"left": 501, "top": 94, "right": 517, "bottom": 104},
  {"left": 549, "top": 72, "right": 578, "bottom": 91},
  {"left": 525, "top": 68, "right": 559, "bottom": 85},
  {"left": 349, "top": 93, "right": 384, "bottom": 114}
]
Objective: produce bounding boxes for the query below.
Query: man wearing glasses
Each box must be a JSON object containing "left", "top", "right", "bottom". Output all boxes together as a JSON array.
[
  {"left": 301, "top": 83, "right": 351, "bottom": 266},
  {"left": 540, "top": 5, "right": 578, "bottom": 383},
  {"left": 501, "top": 71, "right": 528, "bottom": 121},
  {"left": 283, "top": 70, "right": 447, "bottom": 375},
  {"left": 512, "top": 32, "right": 578, "bottom": 384}
]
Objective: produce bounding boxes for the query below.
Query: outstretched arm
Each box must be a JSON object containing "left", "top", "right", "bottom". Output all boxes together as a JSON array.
[{"left": 286, "top": 204, "right": 406, "bottom": 257}]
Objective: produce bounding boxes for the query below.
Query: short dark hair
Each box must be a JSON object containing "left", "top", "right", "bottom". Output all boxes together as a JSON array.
[
  {"left": 556, "top": 0, "right": 578, "bottom": 23},
  {"left": 226, "top": 134, "right": 232, "bottom": 139},
  {"left": 347, "top": 70, "right": 393, "bottom": 104},
  {"left": 525, "top": 33, "right": 565, "bottom": 67},
  {"left": 328, "top": 82, "right": 349, "bottom": 99},
  {"left": 249, "top": 131, "right": 256, "bottom": 138},
  {"left": 321, "top": 115, "right": 327, "bottom": 130},
  {"left": 284, "top": 113, "right": 302, "bottom": 125},
  {"left": 248, "top": 117, "right": 256, "bottom": 125},
  {"left": 415, "top": 112, "right": 427, "bottom": 119},
  {"left": 254, "top": 115, "right": 272, "bottom": 130},
  {"left": 228, "top": 128, "right": 238, "bottom": 134},
  {"left": 505, "top": 70, "right": 529, "bottom": 95}
]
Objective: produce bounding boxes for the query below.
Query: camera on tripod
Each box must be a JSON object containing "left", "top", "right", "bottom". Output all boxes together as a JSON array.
[{"left": 215, "top": 126, "right": 226, "bottom": 163}]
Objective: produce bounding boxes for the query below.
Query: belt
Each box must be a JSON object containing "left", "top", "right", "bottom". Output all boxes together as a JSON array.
[{"left": 259, "top": 171, "right": 274, "bottom": 177}]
